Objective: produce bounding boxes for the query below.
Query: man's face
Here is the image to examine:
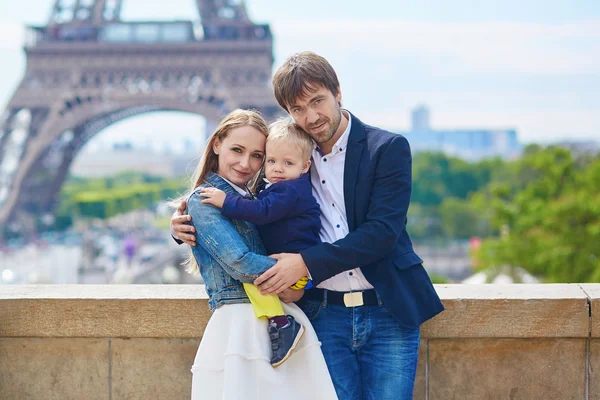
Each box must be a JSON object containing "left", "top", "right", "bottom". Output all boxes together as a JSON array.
[{"left": 287, "top": 84, "right": 342, "bottom": 146}]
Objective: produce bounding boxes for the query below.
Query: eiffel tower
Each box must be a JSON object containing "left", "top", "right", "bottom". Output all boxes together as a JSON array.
[{"left": 0, "top": 0, "right": 278, "bottom": 234}]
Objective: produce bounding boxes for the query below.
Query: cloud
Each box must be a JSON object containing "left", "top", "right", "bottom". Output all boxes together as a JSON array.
[
  {"left": 268, "top": 18, "right": 600, "bottom": 142},
  {"left": 271, "top": 19, "right": 600, "bottom": 75}
]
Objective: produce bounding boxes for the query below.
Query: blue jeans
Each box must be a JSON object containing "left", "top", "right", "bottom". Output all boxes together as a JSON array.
[{"left": 301, "top": 298, "right": 420, "bottom": 400}]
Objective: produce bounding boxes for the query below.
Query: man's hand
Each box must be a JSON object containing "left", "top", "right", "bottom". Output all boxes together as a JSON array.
[
  {"left": 200, "top": 187, "right": 226, "bottom": 208},
  {"left": 171, "top": 200, "right": 196, "bottom": 246},
  {"left": 278, "top": 288, "right": 305, "bottom": 303},
  {"left": 254, "top": 253, "right": 309, "bottom": 295}
]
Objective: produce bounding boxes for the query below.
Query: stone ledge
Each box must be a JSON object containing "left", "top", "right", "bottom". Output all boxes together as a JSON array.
[
  {"left": 0, "top": 285, "right": 210, "bottom": 338},
  {"left": 0, "top": 284, "right": 593, "bottom": 338},
  {"left": 422, "top": 284, "right": 590, "bottom": 338},
  {"left": 0, "top": 284, "right": 207, "bottom": 299},
  {"left": 0, "top": 284, "right": 596, "bottom": 400},
  {"left": 578, "top": 284, "right": 600, "bottom": 338}
]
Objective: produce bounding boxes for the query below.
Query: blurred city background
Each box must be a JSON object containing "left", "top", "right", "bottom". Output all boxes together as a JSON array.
[{"left": 0, "top": 0, "right": 598, "bottom": 286}]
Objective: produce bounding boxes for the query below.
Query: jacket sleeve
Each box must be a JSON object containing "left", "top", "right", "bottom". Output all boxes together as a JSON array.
[
  {"left": 300, "top": 135, "right": 412, "bottom": 284},
  {"left": 171, "top": 228, "right": 183, "bottom": 245},
  {"left": 188, "top": 192, "right": 276, "bottom": 283},
  {"left": 221, "top": 183, "right": 299, "bottom": 225}
]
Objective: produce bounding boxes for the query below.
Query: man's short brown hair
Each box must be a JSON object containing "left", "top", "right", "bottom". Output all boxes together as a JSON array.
[{"left": 272, "top": 51, "right": 340, "bottom": 111}]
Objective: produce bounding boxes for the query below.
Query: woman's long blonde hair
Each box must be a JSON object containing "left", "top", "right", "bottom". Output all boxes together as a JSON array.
[{"left": 174, "top": 109, "right": 269, "bottom": 274}]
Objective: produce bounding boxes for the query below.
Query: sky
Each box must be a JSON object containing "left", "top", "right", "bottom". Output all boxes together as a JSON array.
[{"left": 0, "top": 0, "right": 599, "bottom": 152}]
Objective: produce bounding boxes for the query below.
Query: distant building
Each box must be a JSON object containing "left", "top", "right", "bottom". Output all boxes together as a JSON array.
[
  {"left": 411, "top": 105, "right": 431, "bottom": 132},
  {"left": 398, "top": 106, "right": 522, "bottom": 161},
  {"left": 112, "top": 141, "right": 133, "bottom": 151},
  {"left": 72, "top": 149, "right": 176, "bottom": 177},
  {"left": 71, "top": 143, "right": 203, "bottom": 178},
  {"left": 182, "top": 137, "right": 195, "bottom": 152}
]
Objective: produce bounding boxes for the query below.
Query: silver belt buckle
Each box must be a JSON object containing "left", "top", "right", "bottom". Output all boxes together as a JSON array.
[{"left": 343, "top": 292, "right": 364, "bottom": 307}]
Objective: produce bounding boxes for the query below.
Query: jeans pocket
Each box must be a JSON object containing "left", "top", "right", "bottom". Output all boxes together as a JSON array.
[{"left": 300, "top": 299, "right": 323, "bottom": 321}]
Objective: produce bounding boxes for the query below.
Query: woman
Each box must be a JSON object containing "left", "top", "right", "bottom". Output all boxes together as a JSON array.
[{"left": 178, "top": 109, "right": 336, "bottom": 399}]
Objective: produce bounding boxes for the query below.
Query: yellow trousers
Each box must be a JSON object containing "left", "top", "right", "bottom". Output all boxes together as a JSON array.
[{"left": 243, "top": 283, "right": 284, "bottom": 319}]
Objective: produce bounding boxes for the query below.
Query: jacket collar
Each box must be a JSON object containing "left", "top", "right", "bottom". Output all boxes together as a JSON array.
[
  {"left": 202, "top": 172, "right": 243, "bottom": 197},
  {"left": 347, "top": 110, "right": 367, "bottom": 144},
  {"left": 343, "top": 111, "right": 366, "bottom": 231}
]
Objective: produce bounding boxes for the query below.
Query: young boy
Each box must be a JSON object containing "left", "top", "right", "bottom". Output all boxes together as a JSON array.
[{"left": 199, "top": 118, "right": 321, "bottom": 368}]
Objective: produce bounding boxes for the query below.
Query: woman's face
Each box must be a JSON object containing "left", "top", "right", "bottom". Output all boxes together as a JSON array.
[{"left": 213, "top": 125, "right": 266, "bottom": 187}]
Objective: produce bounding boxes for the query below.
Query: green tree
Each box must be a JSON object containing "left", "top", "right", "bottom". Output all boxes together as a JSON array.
[
  {"left": 439, "top": 197, "right": 487, "bottom": 239},
  {"left": 61, "top": 173, "right": 186, "bottom": 223},
  {"left": 477, "top": 147, "right": 600, "bottom": 282},
  {"left": 410, "top": 152, "right": 503, "bottom": 240}
]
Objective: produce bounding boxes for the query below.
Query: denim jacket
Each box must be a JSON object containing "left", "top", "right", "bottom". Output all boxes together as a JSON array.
[{"left": 187, "top": 172, "right": 276, "bottom": 311}]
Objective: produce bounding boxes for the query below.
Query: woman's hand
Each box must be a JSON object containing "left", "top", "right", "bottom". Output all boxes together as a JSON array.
[
  {"left": 200, "top": 187, "right": 227, "bottom": 208},
  {"left": 170, "top": 200, "right": 197, "bottom": 246},
  {"left": 278, "top": 287, "right": 305, "bottom": 303}
]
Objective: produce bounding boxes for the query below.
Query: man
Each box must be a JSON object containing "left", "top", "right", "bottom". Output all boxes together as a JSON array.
[{"left": 172, "top": 52, "right": 444, "bottom": 399}]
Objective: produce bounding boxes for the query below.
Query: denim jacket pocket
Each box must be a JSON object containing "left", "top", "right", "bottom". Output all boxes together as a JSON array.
[{"left": 211, "top": 260, "right": 238, "bottom": 290}]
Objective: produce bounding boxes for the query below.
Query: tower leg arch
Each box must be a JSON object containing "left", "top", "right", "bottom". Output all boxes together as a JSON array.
[{"left": 0, "top": 102, "right": 225, "bottom": 233}]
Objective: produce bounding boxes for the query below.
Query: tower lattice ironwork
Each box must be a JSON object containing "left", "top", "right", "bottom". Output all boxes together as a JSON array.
[{"left": 0, "top": 0, "right": 278, "bottom": 233}]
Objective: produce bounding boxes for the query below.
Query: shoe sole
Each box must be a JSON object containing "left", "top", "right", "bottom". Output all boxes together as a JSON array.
[{"left": 272, "top": 324, "right": 305, "bottom": 368}]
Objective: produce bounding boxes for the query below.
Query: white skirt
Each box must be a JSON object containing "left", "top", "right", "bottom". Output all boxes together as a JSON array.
[{"left": 191, "top": 302, "right": 338, "bottom": 400}]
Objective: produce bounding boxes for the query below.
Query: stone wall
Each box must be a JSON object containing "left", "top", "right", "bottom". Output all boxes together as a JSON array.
[
  {"left": 416, "top": 284, "right": 596, "bottom": 400},
  {"left": 0, "top": 284, "right": 598, "bottom": 400}
]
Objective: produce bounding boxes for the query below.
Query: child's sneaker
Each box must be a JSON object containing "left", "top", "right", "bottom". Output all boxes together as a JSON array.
[{"left": 268, "top": 315, "right": 305, "bottom": 368}]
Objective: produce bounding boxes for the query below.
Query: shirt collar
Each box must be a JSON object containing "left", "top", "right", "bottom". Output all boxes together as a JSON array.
[
  {"left": 220, "top": 176, "right": 249, "bottom": 196},
  {"left": 313, "top": 109, "right": 351, "bottom": 156},
  {"left": 263, "top": 177, "right": 273, "bottom": 189}
]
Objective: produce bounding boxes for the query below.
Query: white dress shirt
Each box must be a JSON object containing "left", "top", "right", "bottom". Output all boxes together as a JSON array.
[
  {"left": 221, "top": 177, "right": 249, "bottom": 196},
  {"left": 310, "top": 110, "right": 374, "bottom": 292}
]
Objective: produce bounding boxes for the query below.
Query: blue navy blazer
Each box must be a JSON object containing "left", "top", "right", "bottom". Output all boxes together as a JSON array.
[
  {"left": 221, "top": 174, "right": 322, "bottom": 255},
  {"left": 300, "top": 112, "right": 444, "bottom": 329}
]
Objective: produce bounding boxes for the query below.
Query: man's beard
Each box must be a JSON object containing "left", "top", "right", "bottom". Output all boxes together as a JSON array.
[{"left": 309, "top": 108, "right": 342, "bottom": 144}]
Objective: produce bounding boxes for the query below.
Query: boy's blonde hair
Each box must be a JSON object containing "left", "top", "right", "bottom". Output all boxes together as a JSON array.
[{"left": 267, "top": 118, "right": 313, "bottom": 160}]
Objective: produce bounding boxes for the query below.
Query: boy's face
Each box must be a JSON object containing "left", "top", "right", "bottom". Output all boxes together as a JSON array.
[{"left": 264, "top": 140, "right": 311, "bottom": 183}]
